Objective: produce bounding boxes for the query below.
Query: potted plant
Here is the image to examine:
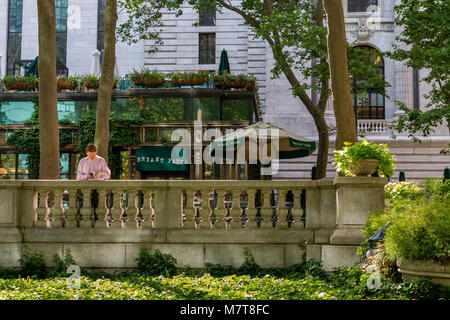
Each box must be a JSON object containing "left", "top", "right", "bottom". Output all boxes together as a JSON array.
[
  {"left": 81, "top": 74, "right": 101, "bottom": 90},
  {"left": 214, "top": 73, "right": 246, "bottom": 89},
  {"left": 129, "top": 69, "right": 165, "bottom": 88},
  {"left": 56, "top": 75, "right": 79, "bottom": 92},
  {"left": 1, "top": 75, "right": 39, "bottom": 91},
  {"left": 332, "top": 139, "right": 396, "bottom": 177},
  {"left": 170, "top": 71, "right": 209, "bottom": 86},
  {"left": 81, "top": 75, "right": 119, "bottom": 91}
]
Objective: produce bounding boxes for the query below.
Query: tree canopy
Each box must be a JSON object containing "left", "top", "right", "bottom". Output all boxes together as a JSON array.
[{"left": 388, "top": 0, "right": 450, "bottom": 142}]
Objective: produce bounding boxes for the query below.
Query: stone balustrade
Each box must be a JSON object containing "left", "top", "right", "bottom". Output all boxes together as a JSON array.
[
  {"left": 0, "top": 178, "right": 387, "bottom": 271},
  {"left": 357, "top": 120, "right": 393, "bottom": 135}
]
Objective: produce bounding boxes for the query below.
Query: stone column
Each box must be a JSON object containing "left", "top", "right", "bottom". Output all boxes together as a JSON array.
[
  {"left": 394, "top": 0, "right": 414, "bottom": 115},
  {"left": 330, "top": 177, "right": 387, "bottom": 245}
]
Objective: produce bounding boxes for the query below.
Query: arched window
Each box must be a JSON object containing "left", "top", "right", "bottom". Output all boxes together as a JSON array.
[{"left": 352, "top": 45, "right": 385, "bottom": 120}]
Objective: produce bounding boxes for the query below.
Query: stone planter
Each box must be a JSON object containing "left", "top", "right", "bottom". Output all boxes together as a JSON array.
[
  {"left": 348, "top": 159, "right": 380, "bottom": 176},
  {"left": 397, "top": 259, "right": 450, "bottom": 286}
]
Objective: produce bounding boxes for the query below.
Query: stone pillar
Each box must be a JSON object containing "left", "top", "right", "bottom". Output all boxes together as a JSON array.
[
  {"left": 393, "top": 3, "right": 414, "bottom": 114},
  {"left": 330, "top": 177, "right": 387, "bottom": 245}
]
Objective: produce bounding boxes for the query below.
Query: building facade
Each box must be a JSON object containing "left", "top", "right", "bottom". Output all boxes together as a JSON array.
[{"left": 0, "top": 0, "right": 448, "bottom": 181}]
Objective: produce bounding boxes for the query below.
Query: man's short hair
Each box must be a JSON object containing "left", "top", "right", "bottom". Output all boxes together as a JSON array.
[{"left": 86, "top": 144, "right": 98, "bottom": 153}]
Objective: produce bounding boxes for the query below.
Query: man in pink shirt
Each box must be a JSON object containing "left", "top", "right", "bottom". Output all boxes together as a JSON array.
[
  {"left": 77, "top": 144, "right": 111, "bottom": 225},
  {"left": 77, "top": 144, "right": 111, "bottom": 180}
]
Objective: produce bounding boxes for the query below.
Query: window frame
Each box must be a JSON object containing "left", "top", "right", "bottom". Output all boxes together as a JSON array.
[
  {"left": 352, "top": 45, "right": 386, "bottom": 120},
  {"left": 198, "top": 33, "right": 216, "bottom": 65}
]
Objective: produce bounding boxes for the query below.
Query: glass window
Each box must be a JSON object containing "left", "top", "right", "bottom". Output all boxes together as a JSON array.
[
  {"left": 221, "top": 99, "right": 253, "bottom": 121},
  {"left": 55, "top": 0, "right": 68, "bottom": 66},
  {"left": 199, "top": 8, "right": 216, "bottom": 26},
  {"left": 199, "top": 33, "right": 216, "bottom": 65},
  {"left": 0, "top": 153, "right": 16, "bottom": 179},
  {"left": 352, "top": 45, "right": 385, "bottom": 120},
  {"left": 348, "top": 0, "right": 378, "bottom": 12},
  {"left": 7, "top": 0, "right": 23, "bottom": 75},
  {"left": 0, "top": 101, "right": 34, "bottom": 124}
]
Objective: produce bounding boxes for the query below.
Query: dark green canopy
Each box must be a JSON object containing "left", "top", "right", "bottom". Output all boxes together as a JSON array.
[
  {"left": 218, "top": 49, "right": 230, "bottom": 75},
  {"left": 25, "top": 56, "right": 39, "bottom": 77}
]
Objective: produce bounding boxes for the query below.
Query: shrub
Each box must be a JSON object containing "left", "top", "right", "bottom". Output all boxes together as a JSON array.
[
  {"left": 136, "top": 248, "right": 177, "bottom": 277},
  {"left": 384, "top": 181, "right": 423, "bottom": 200},
  {"left": 332, "top": 139, "right": 397, "bottom": 177},
  {"left": 384, "top": 195, "right": 450, "bottom": 264},
  {"left": 18, "top": 246, "right": 47, "bottom": 279},
  {"left": 364, "top": 179, "right": 450, "bottom": 265},
  {"left": 48, "top": 248, "right": 77, "bottom": 277}
]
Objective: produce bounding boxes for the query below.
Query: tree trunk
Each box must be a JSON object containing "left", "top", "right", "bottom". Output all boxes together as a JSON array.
[
  {"left": 322, "top": 0, "right": 357, "bottom": 150},
  {"left": 37, "top": 0, "right": 60, "bottom": 179},
  {"left": 94, "top": 0, "right": 118, "bottom": 162},
  {"left": 313, "top": 114, "right": 329, "bottom": 180}
]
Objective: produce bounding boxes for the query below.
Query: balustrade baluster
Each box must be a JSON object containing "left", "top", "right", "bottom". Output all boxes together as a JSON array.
[
  {"left": 79, "top": 188, "right": 93, "bottom": 228},
  {"left": 51, "top": 189, "right": 63, "bottom": 228},
  {"left": 291, "top": 189, "right": 303, "bottom": 229},
  {"left": 110, "top": 189, "right": 122, "bottom": 227},
  {"left": 207, "top": 190, "right": 218, "bottom": 229},
  {"left": 94, "top": 189, "right": 108, "bottom": 228},
  {"left": 120, "top": 191, "right": 130, "bottom": 228},
  {"left": 198, "top": 188, "right": 210, "bottom": 229},
  {"left": 261, "top": 189, "right": 273, "bottom": 229},
  {"left": 238, "top": 189, "right": 249, "bottom": 229},
  {"left": 245, "top": 189, "right": 257, "bottom": 229},
  {"left": 64, "top": 189, "right": 78, "bottom": 228},
  {"left": 193, "top": 190, "right": 203, "bottom": 229},
  {"left": 35, "top": 189, "right": 48, "bottom": 228},
  {"left": 134, "top": 190, "right": 145, "bottom": 229},
  {"left": 223, "top": 190, "right": 233, "bottom": 229},
  {"left": 213, "top": 189, "right": 226, "bottom": 229}
]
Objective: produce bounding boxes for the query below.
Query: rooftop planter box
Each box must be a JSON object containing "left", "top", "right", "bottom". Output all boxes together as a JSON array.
[
  {"left": 129, "top": 69, "right": 165, "bottom": 88},
  {"left": 1, "top": 75, "right": 39, "bottom": 92},
  {"left": 57, "top": 75, "right": 79, "bottom": 92},
  {"left": 81, "top": 75, "right": 119, "bottom": 91},
  {"left": 214, "top": 73, "right": 257, "bottom": 91},
  {"left": 170, "top": 71, "right": 209, "bottom": 87}
]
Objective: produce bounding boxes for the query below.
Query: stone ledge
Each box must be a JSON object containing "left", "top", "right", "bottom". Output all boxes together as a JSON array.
[{"left": 166, "top": 228, "right": 314, "bottom": 244}]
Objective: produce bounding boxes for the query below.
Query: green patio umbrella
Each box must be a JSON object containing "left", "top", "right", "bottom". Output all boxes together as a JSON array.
[
  {"left": 211, "top": 121, "right": 316, "bottom": 160},
  {"left": 25, "top": 56, "right": 39, "bottom": 77},
  {"left": 218, "top": 49, "right": 230, "bottom": 75}
]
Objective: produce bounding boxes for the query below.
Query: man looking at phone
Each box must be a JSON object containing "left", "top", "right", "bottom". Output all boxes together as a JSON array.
[
  {"left": 77, "top": 144, "right": 111, "bottom": 181},
  {"left": 76, "top": 144, "right": 111, "bottom": 225}
]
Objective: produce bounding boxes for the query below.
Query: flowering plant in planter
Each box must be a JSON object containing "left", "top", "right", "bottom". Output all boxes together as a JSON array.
[
  {"left": 213, "top": 73, "right": 255, "bottom": 90},
  {"left": 332, "top": 139, "right": 396, "bottom": 177},
  {"left": 1, "top": 75, "right": 39, "bottom": 91},
  {"left": 56, "top": 75, "right": 79, "bottom": 92},
  {"left": 81, "top": 75, "right": 101, "bottom": 90},
  {"left": 81, "top": 75, "right": 119, "bottom": 91},
  {"left": 170, "top": 71, "right": 209, "bottom": 86},
  {"left": 129, "top": 69, "right": 165, "bottom": 87}
]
